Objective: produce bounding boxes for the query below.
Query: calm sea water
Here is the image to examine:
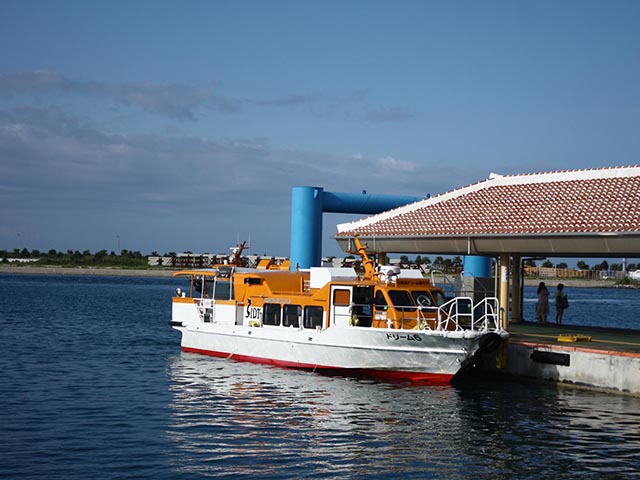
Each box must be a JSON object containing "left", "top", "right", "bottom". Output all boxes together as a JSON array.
[
  {"left": 1, "top": 274, "right": 640, "bottom": 479},
  {"left": 522, "top": 284, "right": 640, "bottom": 330}
]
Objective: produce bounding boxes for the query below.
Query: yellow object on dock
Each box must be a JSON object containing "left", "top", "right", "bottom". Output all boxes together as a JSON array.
[{"left": 557, "top": 334, "right": 592, "bottom": 343}]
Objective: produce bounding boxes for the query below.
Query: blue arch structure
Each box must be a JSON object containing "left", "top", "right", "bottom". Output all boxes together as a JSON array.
[
  {"left": 290, "top": 186, "right": 421, "bottom": 270},
  {"left": 290, "top": 186, "right": 491, "bottom": 272}
]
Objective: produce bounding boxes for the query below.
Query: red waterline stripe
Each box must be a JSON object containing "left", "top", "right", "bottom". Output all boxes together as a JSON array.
[
  {"left": 182, "top": 346, "right": 454, "bottom": 385},
  {"left": 511, "top": 341, "right": 640, "bottom": 359}
]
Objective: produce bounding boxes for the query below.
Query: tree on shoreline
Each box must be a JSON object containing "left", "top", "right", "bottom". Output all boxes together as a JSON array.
[{"left": 0, "top": 248, "right": 148, "bottom": 268}]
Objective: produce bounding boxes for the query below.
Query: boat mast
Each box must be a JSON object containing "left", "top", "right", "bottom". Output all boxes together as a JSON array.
[
  {"left": 352, "top": 235, "right": 378, "bottom": 281},
  {"left": 229, "top": 241, "right": 246, "bottom": 265}
]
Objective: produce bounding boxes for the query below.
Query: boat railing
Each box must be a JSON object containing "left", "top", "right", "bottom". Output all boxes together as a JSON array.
[
  {"left": 345, "top": 296, "right": 499, "bottom": 332},
  {"left": 472, "top": 296, "right": 500, "bottom": 331},
  {"left": 193, "top": 295, "right": 499, "bottom": 331},
  {"left": 434, "top": 297, "right": 473, "bottom": 331},
  {"left": 429, "top": 269, "right": 460, "bottom": 294},
  {"left": 433, "top": 296, "right": 500, "bottom": 332}
]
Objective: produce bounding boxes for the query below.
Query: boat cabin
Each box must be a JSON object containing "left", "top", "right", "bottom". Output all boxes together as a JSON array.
[{"left": 174, "top": 265, "right": 450, "bottom": 331}]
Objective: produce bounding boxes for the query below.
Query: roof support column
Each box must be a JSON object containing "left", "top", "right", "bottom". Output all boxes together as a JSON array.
[
  {"left": 499, "top": 253, "right": 510, "bottom": 330},
  {"left": 511, "top": 255, "right": 522, "bottom": 323}
]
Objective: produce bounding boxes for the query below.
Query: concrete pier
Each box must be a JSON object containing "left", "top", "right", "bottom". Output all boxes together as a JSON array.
[{"left": 485, "top": 323, "right": 640, "bottom": 396}]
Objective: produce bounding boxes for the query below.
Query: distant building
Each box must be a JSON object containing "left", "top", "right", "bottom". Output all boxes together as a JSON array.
[
  {"left": 148, "top": 253, "right": 215, "bottom": 268},
  {"left": 4, "top": 258, "right": 40, "bottom": 264},
  {"left": 148, "top": 253, "right": 290, "bottom": 269}
]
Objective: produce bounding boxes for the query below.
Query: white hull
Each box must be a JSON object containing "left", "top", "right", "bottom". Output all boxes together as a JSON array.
[{"left": 172, "top": 302, "right": 504, "bottom": 383}]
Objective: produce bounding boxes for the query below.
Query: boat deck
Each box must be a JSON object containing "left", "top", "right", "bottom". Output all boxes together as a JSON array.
[{"left": 508, "top": 321, "right": 640, "bottom": 356}]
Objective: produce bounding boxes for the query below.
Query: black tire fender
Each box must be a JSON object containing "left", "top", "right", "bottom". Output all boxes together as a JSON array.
[{"left": 478, "top": 332, "right": 502, "bottom": 354}]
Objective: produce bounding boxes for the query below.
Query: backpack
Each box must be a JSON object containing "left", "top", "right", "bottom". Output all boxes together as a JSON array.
[{"left": 557, "top": 295, "right": 569, "bottom": 309}]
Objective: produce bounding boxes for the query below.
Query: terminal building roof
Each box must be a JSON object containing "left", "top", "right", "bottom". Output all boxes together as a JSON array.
[{"left": 335, "top": 166, "right": 640, "bottom": 257}]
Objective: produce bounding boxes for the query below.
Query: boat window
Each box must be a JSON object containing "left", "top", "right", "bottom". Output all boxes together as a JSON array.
[
  {"left": 304, "top": 306, "right": 324, "bottom": 329},
  {"left": 263, "top": 303, "right": 281, "bottom": 326},
  {"left": 374, "top": 290, "right": 387, "bottom": 310},
  {"left": 411, "top": 291, "right": 434, "bottom": 308},
  {"left": 194, "top": 277, "right": 213, "bottom": 298},
  {"left": 388, "top": 290, "right": 415, "bottom": 311},
  {"left": 193, "top": 278, "right": 203, "bottom": 295},
  {"left": 283, "top": 304, "right": 302, "bottom": 328},
  {"left": 214, "top": 279, "right": 233, "bottom": 300},
  {"left": 333, "top": 289, "right": 351, "bottom": 306}
]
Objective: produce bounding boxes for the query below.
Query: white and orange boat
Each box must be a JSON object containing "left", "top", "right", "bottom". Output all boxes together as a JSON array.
[{"left": 170, "top": 238, "right": 507, "bottom": 384}]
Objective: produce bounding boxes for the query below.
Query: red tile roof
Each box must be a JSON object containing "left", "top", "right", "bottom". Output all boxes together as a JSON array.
[{"left": 337, "top": 166, "right": 640, "bottom": 237}]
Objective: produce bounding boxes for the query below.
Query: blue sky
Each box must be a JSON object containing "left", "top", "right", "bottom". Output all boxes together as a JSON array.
[{"left": 1, "top": 0, "right": 639, "bottom": 260}]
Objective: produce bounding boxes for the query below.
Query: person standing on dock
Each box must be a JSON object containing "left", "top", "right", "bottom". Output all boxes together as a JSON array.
[
  {"left": 555, "top": 283, "right": 569, "bottom": 326},
  {"left": 536, "top": 282, "right": 550, "bottom": 324}
]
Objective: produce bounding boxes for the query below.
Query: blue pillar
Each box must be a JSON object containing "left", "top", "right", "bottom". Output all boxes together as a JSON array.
[
  {"left": 290, "top": 186, "right": 324, "bottom": 270},
  {"left": 463, "top": 255, "right": 492, "bottom": 277},
  {"left": 461, "top": 255, "right": 495, "bottom": 304}
]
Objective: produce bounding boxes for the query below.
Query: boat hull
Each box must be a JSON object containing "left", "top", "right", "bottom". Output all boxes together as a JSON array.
[
  {"left": 182, "top": 345, "right": 454, "bottom": 384},
  {"left": 173, "top": 322, "right": 501, "bottom": 385}
]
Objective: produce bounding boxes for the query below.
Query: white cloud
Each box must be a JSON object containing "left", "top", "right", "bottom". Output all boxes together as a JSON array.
[{"left": 375, "top": 156, "right": 417, "bottom": 172}]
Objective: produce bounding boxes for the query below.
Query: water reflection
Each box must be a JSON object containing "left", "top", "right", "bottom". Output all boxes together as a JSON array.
[
  {"left": 166, "top": 354, "right": 463, "bottom": 478},
  {"left": 166, "top": 354, "right": 640, "bottom": 478},
  {"left": 454, "top": 381, "right": 640, "bottom": 477}
]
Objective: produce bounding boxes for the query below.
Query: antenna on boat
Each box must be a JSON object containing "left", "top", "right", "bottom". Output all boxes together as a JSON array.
[{"left": 229, "top": 240, "right": 247, "bottom": 266}]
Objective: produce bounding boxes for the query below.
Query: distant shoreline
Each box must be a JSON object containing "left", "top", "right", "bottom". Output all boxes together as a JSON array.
[
  {"left": 0, "top": 265, "right": 176, "bottom": 278},
  {"left": 521, "top": 278, "right": 618, "bottom": 289},
  {"left": 1, "top": 264, "right": 628, "bottom": 288}
]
